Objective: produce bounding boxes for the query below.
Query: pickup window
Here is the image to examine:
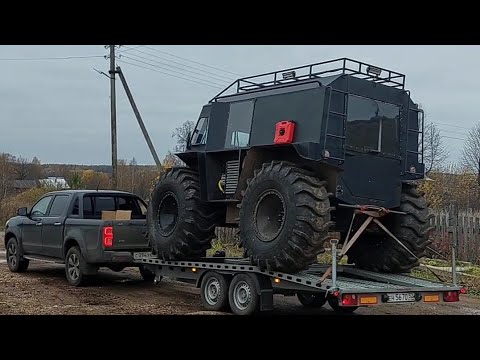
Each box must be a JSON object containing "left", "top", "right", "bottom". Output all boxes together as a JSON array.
[
  {"left": 49, "top": 195, "right": 70, "bottom": 216},
  {"left": 83, "top": 195, "right": 147, "bottom": 220}
]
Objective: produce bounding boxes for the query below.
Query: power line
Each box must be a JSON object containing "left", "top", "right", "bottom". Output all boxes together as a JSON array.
[
  {"left": 121, "top": 45, "right": 236, "bottom": 81},
  {"left": 120, "top": 54, "right": 227, "bottom": 88},
  {"left": 441, "top": 135, "right": 466, "bottom": 141},
  {"left": 120, "top": 51, "right": 231, "bottom": 85},
  {"left": 0, "top": 55, "right": 104, "bottom": 61},
  {"left": 117, "top": 45, "right": 146, "bottom": 53},
  {"left": 432, "top": 121, "right": 474, "bottom": 131},
  {"left": 143, "top": 45, "right": 242, "bottom": 77},
  {"left": 117, "top": 59, "right": 223, "bottom": 90}
]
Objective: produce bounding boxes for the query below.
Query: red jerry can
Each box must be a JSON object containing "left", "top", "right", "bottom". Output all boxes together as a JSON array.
[{"left": 274, "top": 121, "right": 296, "bottom": 144}]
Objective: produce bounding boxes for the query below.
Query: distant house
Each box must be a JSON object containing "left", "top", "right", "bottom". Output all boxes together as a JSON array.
[
  {"left": 39, "top": 177, "right": 70, "bottom": 189},
  {"left": 12, "top": 180, "right": 39, "bottom": 194}
]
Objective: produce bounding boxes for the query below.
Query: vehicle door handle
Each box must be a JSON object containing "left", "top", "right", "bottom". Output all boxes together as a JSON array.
[
  {"left": 36, "top": 222, "right": 42, "bottom": 226},
  {"left": 54, "top": 222, "right": 62, "bottom": 226}
]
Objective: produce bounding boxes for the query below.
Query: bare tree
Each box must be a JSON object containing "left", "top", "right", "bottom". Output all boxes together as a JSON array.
[
  {"left": 172, "top": 120, "right": 195, "bottom": 152},
  {"left": 461, "top": 122, "right": 480, "bottom": 175},
  {"left": 423, "top": 122, "right": 449, "bottom": 174},
  {"left": 0, "top": 153, "right": 15, "bottom": 201},
  {"left": 14, "top": 157, "right": 30, "bottom": 180},
  {"left": 28, "top": 156, "right": 44, "bottom": 179}
]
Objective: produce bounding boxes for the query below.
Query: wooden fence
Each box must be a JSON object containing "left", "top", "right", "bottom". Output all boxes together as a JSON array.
[
  {"left": 429, "top": 210, "right": 480, "bottom": 264},
  {"left": 214, "top": 210, "right": 480, "bottom": 265}
]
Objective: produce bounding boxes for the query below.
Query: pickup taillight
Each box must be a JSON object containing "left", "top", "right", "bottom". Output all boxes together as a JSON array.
[{"left": 103, "top": 226, "right": 114, "bottom": 248}]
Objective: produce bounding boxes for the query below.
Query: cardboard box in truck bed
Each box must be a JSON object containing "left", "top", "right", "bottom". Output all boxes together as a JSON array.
[{"left": 101, "top": 210, "right": 132, "bottom": 220}]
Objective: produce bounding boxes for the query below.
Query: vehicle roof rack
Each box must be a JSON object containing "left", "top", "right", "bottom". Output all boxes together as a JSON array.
[{"left": 210, "top": 58, "right": 405, "bottom": 103}]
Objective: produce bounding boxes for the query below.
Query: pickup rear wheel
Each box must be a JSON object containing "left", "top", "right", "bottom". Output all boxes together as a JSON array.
[
  {"left": 65, "top": 246, "right": 87, "bottom": 287},
  {"left": 6, "top": 237, "right": 29, "bottom": 273}
]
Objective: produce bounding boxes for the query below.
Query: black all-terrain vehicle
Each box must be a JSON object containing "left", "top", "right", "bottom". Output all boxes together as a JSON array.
[{"left": 148, "top": 58, "right": 432, "bottom": 274}]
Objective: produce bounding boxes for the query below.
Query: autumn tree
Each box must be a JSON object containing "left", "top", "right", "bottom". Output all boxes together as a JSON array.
[
  {"left": 423, "top": 122, "right": 449, "bottom": 174},
  {"left": 162, "top": 151, "right": 183, "bottom": 168},
  {"left": 172, "top": 120, "right": 195, "bottom": 152},
  {"left": 461, "top": 122, "right": 480, "bottom": 175},
  {"left": 81, "top": 170, "right": 110, "bottom": 190}
]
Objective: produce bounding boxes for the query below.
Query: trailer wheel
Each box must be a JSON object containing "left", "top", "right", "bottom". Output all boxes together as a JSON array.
[
  {"left": 239, "top": 161, "right": 332, "bottom": 273},
  {"left": 148, "top": 167, "right": 222, "bottom": 260},
  {"left": 327, "top": 297, "right": 358, "bottom": 314},
  {"left": 200, "top": 271, "right": 230, "bottom": 311},
  {"left": 297, "top": 293, "right": 327, "bottom": 308},
  {"left": 228, "top": 274, "right": 260, "bottom": 315}
]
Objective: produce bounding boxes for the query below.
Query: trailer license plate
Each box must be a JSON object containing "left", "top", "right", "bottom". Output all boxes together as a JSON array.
[
  {"left": 386, "top": 293, "right": 415, "bottom": 303},
  {"left": 133, "top": 252, "right": 156, "bottom": 260}
]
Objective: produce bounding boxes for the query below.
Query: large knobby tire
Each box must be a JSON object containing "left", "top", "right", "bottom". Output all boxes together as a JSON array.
[
  {"left": 239, "top": 161, "right": 332, "bottom": 273},
  {"left": 6, "top": 237, "right": 29, "bottom": 273},
  {"left": 148, "top": 167, "right": 221, "bottom": 260},
  {"left": 347, "top": 182, "right": 433, "bottom": 273}
]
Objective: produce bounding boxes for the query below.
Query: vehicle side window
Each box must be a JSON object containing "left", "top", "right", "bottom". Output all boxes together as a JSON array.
[
  {"left": 31, "top": 196, "right": 53, "bottom": 217},
  {"left": 225, "top": 100, "right": 254, "bottom": 148},
  {"left": 191, "top": 117, "right": 208, "bottom": 145},
  {"left": 117, "top": 196, "right": 145, "bottom": 219},
  {"left": 94, "top": 196, "right": 116, "bottom": 218},
  {"left": 49, "top": 195, "right": 70, "bottom": 217},
  {"left": 137, "top": 199, "right": 147, "bottom": 216},
  {"left": 83, "top": 196, "right": 94, "bottom": 218},
  {"left": 71, "top": 198, "right": 79, "bottom": 216}
]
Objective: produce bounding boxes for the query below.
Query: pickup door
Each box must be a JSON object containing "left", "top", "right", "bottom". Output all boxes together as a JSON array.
[
  {"left": 41, "top": 194, "right": 72, "bottom": 258},
  {"left": 83, "top": 194, "right": 149, "bottom": 251}
]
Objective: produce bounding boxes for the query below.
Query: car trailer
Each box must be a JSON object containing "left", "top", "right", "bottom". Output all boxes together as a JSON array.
[{"left": 134, "top": 238, "right": 464, "bottom": 315}]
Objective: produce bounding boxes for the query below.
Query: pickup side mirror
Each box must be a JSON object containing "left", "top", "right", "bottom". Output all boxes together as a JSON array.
[{"left": 17, "top": 207, "right": 28, "bottom": 217}]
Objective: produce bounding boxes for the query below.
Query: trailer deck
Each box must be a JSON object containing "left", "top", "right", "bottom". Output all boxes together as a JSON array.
[{"left": 134, "top": 250, "right": 463, "bottom": 315}]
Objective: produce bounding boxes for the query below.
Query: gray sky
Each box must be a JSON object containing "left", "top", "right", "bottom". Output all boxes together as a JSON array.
[{"left": 0, "top": 45, "right": 478, "bottom": 165}]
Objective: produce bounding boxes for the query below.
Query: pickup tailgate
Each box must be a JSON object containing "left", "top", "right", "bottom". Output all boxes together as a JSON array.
[{"left": 110, "top": 219, "right": 149, "bottom": 251}]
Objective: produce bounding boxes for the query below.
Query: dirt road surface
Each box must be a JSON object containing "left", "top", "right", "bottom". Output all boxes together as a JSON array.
[{"left": 1, "top": 231, "right": 480, "bottom": 315}]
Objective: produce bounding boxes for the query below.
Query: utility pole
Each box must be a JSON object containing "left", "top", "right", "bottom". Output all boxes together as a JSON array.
[
  {"left": 117, "top": 66, "right": 163, "bottom": 170},
  {"left": 109, "top": 45, "right": 118, "bottom": 189}
]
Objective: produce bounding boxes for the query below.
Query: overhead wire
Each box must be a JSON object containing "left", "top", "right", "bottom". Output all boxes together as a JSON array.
[
  {"left": 142, "top": 45, "right": 242, "bottom": 77},
  {"left": 121, "top": 45, "right": 236, "bottom": 81},
  {"left": 117, "top": 58, "right": 224, "bottom": 90},
  {"left": 119, "top": 51, "right": 232, "bottom": 85},
  {"left": 0, "top": 55, "right": 104, "bottom": 61},
  {"left": 119, "top": 54, "right": 227, "bottom": 88}
]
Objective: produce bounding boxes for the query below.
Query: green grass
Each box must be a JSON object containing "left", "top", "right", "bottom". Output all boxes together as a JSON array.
[
  {"left": 422, "top": 258, "right": 450, "bottom": 267},
  {"left": 411, "top": 263, "right": 480, "bottom": 298},
  {"left": 462, "top": 267, "right": 480, "bottom": 276},
  {"left": 207, "top": 239, "right": 244, "bottom": 258}
]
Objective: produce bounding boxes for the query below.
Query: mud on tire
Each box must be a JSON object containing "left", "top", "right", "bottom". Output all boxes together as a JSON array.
[
  {"left": 346, "top": 182, "right": 433, "bottom": 273},
  {"left": 148, "top": 167, "right": 222, "bottom": 260},
  {"left": 239, "top": 161, "right": 332, "bottom": 273}
]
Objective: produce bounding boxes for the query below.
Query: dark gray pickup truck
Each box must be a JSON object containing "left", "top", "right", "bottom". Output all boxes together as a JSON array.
[{"left": 4, "top": 190, "right": 153, "bottom": 286}]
